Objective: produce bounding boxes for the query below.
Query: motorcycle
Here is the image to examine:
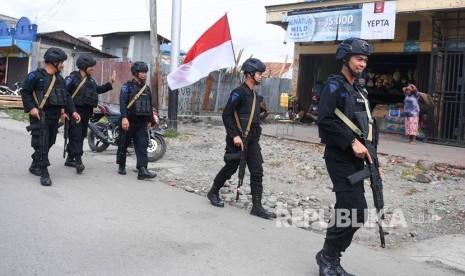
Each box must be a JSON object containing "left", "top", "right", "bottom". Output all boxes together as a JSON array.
[
  {"left": 0, "top": 82, "right": 21, "bottom": 96},
  {"left": 87, "top": 103, "right": 167, "bottom": 162}
]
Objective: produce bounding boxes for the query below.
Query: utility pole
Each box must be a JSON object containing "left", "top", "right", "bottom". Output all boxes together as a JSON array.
[
  {"left": 168, "top": 0, "right": 182, "bottom": 130},
  {"left": 149, "top": 0, "right": 159, "bottom": 111}
]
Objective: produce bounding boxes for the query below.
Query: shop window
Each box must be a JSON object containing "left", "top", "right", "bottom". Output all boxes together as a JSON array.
[{"left": 407, "top": 21, "right": 421, "bottom": 41}]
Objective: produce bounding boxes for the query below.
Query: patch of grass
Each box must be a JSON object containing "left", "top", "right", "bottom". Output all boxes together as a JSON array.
[
  {"left": 268, "top": 161, "right": 282, "bottom": 168},
  {"left": 164, "top": 129, "right": 180, "bottom": 138},
  {"left": 401, "top": 168, "right": 413, "bottom": 180},
  {"left": 2, "top": 108, "right": 28, "bottom": 121}
]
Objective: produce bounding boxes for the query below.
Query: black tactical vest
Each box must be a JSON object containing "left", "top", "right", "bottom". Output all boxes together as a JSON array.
[
  {"left": 128, "top": 82, "right": 151, "bottom": 116},
  {"left": 235, "top": 85, "right": 261, "bottom": 135},
  {"left": 35, "top": 69, "right": 68, "bottom": 107},
  {"left": 331, "top": 74, "right": 378, "bottom": 145},
  {"left": 71, "top": 73, "right": 99, "bottom": 107}
]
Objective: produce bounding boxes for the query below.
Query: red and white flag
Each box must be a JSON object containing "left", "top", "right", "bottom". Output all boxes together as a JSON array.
[{"left": 167, "top": 14, "right": 236, "bottom": 90}]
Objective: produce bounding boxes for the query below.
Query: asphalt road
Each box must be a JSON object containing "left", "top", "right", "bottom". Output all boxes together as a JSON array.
[{"left": 0, "top": 113, "right": 459, "bottom": 276}]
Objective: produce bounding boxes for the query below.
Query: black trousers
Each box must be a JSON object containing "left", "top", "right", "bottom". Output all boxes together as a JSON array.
[
  {"left": 116, "top": 120, "right": 148, "bottom": 169},
  {"left": 66, "top": 112, "right": 91, "bottom": 158},
  {"left": 212, "top": 141, "right": 263, "bottom": 195},
  {"left": 324, "top": 157, "right": 368, "bottom": 251},
  {"left": 30, "top": 115, "right": 59, "bottom": 168}
]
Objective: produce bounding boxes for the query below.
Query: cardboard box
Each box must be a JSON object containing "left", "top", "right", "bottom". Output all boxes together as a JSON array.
[{"left": 372, "top": 105, "right": 389, "bottom": 118}]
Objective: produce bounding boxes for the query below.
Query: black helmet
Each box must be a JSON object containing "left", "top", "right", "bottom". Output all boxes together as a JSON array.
[
  {"left": 335, "top": 38, "right": 372, "bottom": 60},
  {"left": 76, "top": 54, "right": 96, "bottom": 70},
  {"left": 242, "top": 58, "right": 266, "bottom": 74},
  {"left": 131, "top": 61, "right": 149, "bottom": 76},
  {"left": 44, "top": 47, "right": 68, "bottom": 63}
]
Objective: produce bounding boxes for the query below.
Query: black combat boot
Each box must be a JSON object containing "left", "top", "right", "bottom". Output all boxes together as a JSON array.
[
  {"left": 333, "top": 249, "right": 355, "bottom": 276},
  {"left": 207, "top": 187, "right": 224, "bottom": 207},
  {"left": 137, "top": 167, "right": 157, "bottom": 180},
  {"left": 40, "top": 167, "right": 52, "bottom": 186},
  {"left": 316, "top": 243, "right": 354, "bottom": 276},
  {"left": 75, "top": 156, "right": 85, "bottom": 174},
  {"left": 29, "top": 164, "right": 41, "bottom": 176},
  {"left": 118, "top": 164, "right": 126, "bottom": 175},
  {"left": 250, "top": 193, "right": 276, "bottom": 219},
  {"left": 65, "top": 156, "right": 77, "bottom": 168}
]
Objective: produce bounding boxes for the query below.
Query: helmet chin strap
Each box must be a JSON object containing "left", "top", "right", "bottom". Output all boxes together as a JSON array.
[
  {"left": 52, "top": 62, "right": 61, "bottom": 73},
  {"left": 249, "top": 72, "right": 260, "bottom": 85},
  {"left": 343, "top": 59, "right": 360, "bottom": 78}
]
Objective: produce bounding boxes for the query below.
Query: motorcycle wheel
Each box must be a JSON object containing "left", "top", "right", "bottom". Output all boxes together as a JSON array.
[
  {"left": 147, "top": 134, "right": 166, "bottom": 162},
  {"left": 87, "top": 122, "right": 110, "bottom": 152}
]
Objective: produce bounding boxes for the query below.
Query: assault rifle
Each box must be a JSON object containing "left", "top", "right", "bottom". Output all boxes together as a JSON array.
[
  {"left": 236, "top": 136, "right": 248, "bottom": 201},
  {"left": 26, "top": 109, "right": 46, "bottom": 161},
  {"left": 348, "top": 141, "right": 385, "bottom": 248},
  {"left": 116, "top": 128, "right": 127, "bottom": 164},
  {"left": 63, "top": 117, "right": 69, "bottom": 158}
]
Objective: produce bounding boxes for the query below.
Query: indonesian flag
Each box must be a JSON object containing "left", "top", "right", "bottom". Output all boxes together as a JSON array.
[{"left": 167, "top": 14, "right": 236, "bottom": 90}]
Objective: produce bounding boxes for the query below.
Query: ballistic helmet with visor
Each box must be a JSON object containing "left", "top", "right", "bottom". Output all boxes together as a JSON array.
[
  {"left": 44, "top": 47, "right": 68, "bottom": 63},
  {"left": 336, "top": 38, "right": 372, "bottom": 60},
  {"left": 131, "top": 61, "right": 149, "bottom": 76},
  {"left": 242, "top": 58, "right": 266, "bottom": 75},
  {"left": 76, "top": 54, "right": 96, "bottom": 70}
]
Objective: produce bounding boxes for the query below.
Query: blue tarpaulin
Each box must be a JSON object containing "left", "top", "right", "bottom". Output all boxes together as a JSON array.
[{"left": 160, "top": 43, "right": 186, "bottom": 56}]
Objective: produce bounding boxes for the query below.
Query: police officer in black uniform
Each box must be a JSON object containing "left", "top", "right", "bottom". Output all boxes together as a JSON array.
[
  {"left": 207, "top": 57, "right": 276, "bottom": 220},
  {"left": 315, "top": 38, "right": 374, "bottom": 276},
  {"left": 116, "top": 61, "right": 156, "bottom": 180},
  {"left": 63, "top": 54, "right": 115, "bottom": 173},
  {"left": 21, "top": 47, "right": 81, "bottom": 186}
]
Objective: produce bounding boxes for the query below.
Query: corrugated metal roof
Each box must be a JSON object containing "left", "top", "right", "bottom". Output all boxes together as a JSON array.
[
  {"left": 90, "top": 31, "right": 170, "bottom": 43},
  {"left": 263, "top": 62, "right": 292, "bottom": 78},
  {"left": 37, "top": 30, "right": 117, "bottom": 58}
]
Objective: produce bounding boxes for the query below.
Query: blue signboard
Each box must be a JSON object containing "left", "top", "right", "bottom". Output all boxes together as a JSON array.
[
  {"left": 285, "top": 7, "right": 362, "bottom": 42},
  {"left": 283, "top": 1, "right": 396, "bottom": 42},
  {"left": 404, "top": 41, "right": 420, "bottom": 53}
]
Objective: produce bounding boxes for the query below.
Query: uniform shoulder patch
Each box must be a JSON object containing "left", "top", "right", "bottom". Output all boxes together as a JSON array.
[
  {"left": 27, "top": 72, "right": 35, "bottom": 81},
  {"left": 121, "top": 84, "right": 129, "bottom": 93},
  {"left": 231, "top": 91, "right": 240, "bottom": 103},
  {"left": 329, "top": 79, "right": 340, "bottom": 94},
  {"left": 65, "top": 76, "right": 73, "bottom": 86}
]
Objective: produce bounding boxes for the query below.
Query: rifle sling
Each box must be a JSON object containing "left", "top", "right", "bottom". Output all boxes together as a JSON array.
[
  {"left": 71, "top": 77, "right": 87, "bottom": 99},
  {"left": 233, "top": 92, "right": 256, "bottom": 138},
  {"left": 334, "top": 90, "right": 373, "bottom": 142},
  {"left": 127, "top": 84, "right": 147, "bottom": 109},
  {"left": 33, "top": 74, "right": 56, "bottom": 109}
]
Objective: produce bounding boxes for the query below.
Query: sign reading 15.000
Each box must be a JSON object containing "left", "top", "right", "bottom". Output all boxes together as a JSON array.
[
  {"left": 320, "top": 14, "right": 354, "bottom": 27},
  {"left": 285, "top": 8, "right": 362, "bottom": 42}
]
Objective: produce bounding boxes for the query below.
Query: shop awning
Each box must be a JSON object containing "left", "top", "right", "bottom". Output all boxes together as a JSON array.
[{"left": 0, "top": 37, "right": 31, "bottom": 55}]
